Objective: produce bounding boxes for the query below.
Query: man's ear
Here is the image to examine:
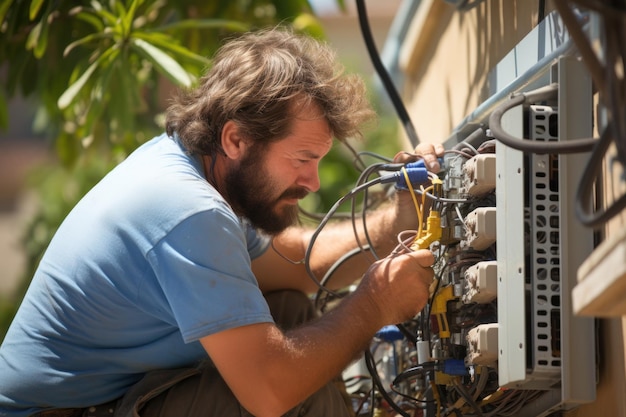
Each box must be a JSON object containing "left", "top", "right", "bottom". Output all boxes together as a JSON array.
[{"left": 221, "top": 120, "right": 247, "bottom": 160}]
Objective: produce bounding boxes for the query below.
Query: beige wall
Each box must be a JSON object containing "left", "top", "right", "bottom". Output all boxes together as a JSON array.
[
  {"left": 317, "top": 0, "right": 402, "bottom": 75},
  {"left": 398, "top": 0, "right": 551, "bottom": 146},
  {"left": 397, "top": 0, "right": 626, "bottom": 414}
]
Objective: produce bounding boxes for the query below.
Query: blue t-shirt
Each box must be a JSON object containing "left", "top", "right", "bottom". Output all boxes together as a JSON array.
[{"left": 0, "top": 134, "right": 274, "bottom": 416}]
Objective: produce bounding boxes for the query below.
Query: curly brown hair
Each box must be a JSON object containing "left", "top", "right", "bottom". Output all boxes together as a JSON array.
[{"left": 165, "top": 27, "right": 376, "bottom": 156}]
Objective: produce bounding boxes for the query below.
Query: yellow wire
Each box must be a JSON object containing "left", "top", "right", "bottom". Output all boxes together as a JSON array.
[
  {"left": 401, "top": 167, "right": 423, "bottom": 235},
  {"left": 417, "top": 184, "right": 434, "bottom": 238}
]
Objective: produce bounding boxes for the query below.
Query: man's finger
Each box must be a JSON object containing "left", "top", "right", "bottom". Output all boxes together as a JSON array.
[{"left": 405, "top": 249, "right": 435, "bottom": 268}]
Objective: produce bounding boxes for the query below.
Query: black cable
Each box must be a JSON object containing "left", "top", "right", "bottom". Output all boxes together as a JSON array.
[
  {"left": 355, "top": 0, "right": 420, "bottom": 148},
  {"left": 569, "top": 0, "right": 626, "bottom": 15},
  {"left": 392, "top": 363, "right": 435, "bottom": 385},
  {"left": 304, "top": 176, "right": 387, "bottom": 295},
  {"left": 538, "top": 0, "right": 546, "bottom": 23},
  {"left": 488, "top": 83, "right": 597, "bottom": 154},
  {"left": 533, "top": 2, "right": 626, "bottom": 228},
  {"left": 396, "top": 322, "right": 418, "bottom": 344},
  {"left": 425, "top": 247, "right": 448, "bottom": 340},
  {"left": 313, "top": 245, "right": 370, "bottom": 312},
  {"left": 452, "top": 379, "right": 484, "bottom": 417},
  {"left": 553, "top": 0, "right": 606, "bottom": 98},
  {"left": 364, "top": 348, "right": 411, "bottom": 417},
  {"left": 575, "top": 127, "right": 626, "bottom": 227},
  {"left": 351, "top": 162, "right": 389, "bottom": 262},
  {"left": 454, "top": 0, "right": 489, "bottom": 11}
]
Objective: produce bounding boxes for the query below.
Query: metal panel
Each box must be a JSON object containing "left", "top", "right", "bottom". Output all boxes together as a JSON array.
[
  {"left": 495, "top": 103, "right": 527, "bottom": 387},
  {"left": 496, "top": 55, "right": 596, "bottom": 412},
  {"left": 555, "top": 55, "right": 596, "bottom": 407}
]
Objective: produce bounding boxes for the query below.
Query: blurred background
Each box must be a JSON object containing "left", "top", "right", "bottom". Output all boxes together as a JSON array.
[{"left": 0, "top": 0, "right": 403, "bottom": 337}]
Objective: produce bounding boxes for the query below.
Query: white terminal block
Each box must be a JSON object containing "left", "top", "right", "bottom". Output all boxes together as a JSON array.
[
  {"left": 461, "top": 154, "right": 496, "bottom": 196},
  {"left": 461, "top": 207, "right": 497, "bottom": 251},
  {"left": 466, "top": 323, "right": 499, "bottom": 367},
  {"left": 462, "top": 261, "right": 497, "bottom": 304}
]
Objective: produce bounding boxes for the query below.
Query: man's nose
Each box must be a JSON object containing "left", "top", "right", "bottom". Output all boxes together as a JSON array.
[{"left": 297, "top": 164, "right": 321, "bottom": 193}]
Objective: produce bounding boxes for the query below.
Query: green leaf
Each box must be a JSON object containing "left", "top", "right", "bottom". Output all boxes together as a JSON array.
[
  {"left": 81, "top": 61, "right": 115, "bottom": 136},
  {"left": 25, "top": 20, "right": 43, "bottom": 51},
  {"left": 152, "top": 18, "right": 250, "bottom": 33},
  {"left": 0, "top": 0, "right": 15, "bottom": 26},
  {"left": 57, "top": 60, "right": 100, "bottom": 109},
  {"left": 113, "top": 0, "right": 129, "bottom": 36},
  {"left": 0, "top": 89, "right": 8, "bottom": 130},
  {"left": 29, "top": 0, "right": 44, "bottom": 20},
  {"left": 71, "top": 9, "right": 105, "bottom": 32},
  {"left": 273, "top": 0, "right": 307, "bottom": 19},
  {"left": 33, "top": 12, "right": 50, "bottom": 58},
  {"left": 133, "top": 32, "right": 211, "bottom": 67},
  {"left": 89, "top": 0, "right": 119, "bottom": 26},
  {"left": 110, "top": 63, "right": 136, "bottom": 141},
  {"left": 55, "top": 130, "right": 81, "bottom": 167},
  {"left": 64, "top": 32, "right": 113, "bottom": 57},
  {"left": 292, "top": 13, "right": 325, "bottom": 39},
  {"left": 130, "top": 38, "right": 194, "bottom": 87},
  {"left": 25, "top": 2, "right": 52, "bottom": 58},
  {"left": 122, "top": 0, "right": 143, "bottom": 35},
  {"left": 57, "top": 44, "right": 121, "bottom": 110}
]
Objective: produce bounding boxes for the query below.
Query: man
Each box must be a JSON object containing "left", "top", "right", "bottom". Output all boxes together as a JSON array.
[{"left": 0, "top": 28, "right": 442, "bottom": 417}]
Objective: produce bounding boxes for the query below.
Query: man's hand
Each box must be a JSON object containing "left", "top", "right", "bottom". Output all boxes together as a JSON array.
[
  {"left": 202, "top": 249, "right": 435, "bottom": 417},
  {"left": 394, "top": 142, "right": 445, "bottom": 173},
  {"left": 356, "top": 249, "right": 435, "bottom": 326},
  {"left": 388, "top": 142, "right": 445, "bottom": 237}
]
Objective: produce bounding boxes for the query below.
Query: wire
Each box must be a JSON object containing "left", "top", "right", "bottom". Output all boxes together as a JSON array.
[
  {"left": 553, "top": 0, "right": 606, "bottom": 96},
  {"left": 320, "top": 245, "right": 370, "bottom": 288},
  {"left": 392, "top": 230, "right": 419, "bottom": 255},
  {"left": 454, "top": 141, "right": 479, "bottom": 157},
  {"left": 313, "top": 245, "right": 371, "bottom": 312},
  {"left": 355, "top": 0, "right": 420, "bottom": 147},
  {"left": 488, "top": 83, "right": 598, "bottom": 154},
  {"left": 356, "top": 150, "right": 394, "bottom": 164},
  {"left": 352, "top": 162, "right": 389, "bottom": 262},
  {"left": 402, "top": 167, "right": 425, "bottom": 234},
  {"left": 430, "top": 380, "right": 442, "bottom": 417},
  {"left": 569, "top": 0, "right": 626, "bottom": 16},
  {"left": 304, "top": 176, "right": 388, "bottom": 295},
  {"left": 364, "top": 347, "right": 411, "bottom": 417},
  {"left": 449, "top": 0, "right": 489, "bottom": 12},
  {"left": 451, "top": 378, "right": 484, "bottom": 416},
  {"left": 575, "top": 127, "right": 626, "bottom": 227},
  {"left": 270, "top": 238, "right": 304, "bottom": 265},
  {"left": 538, "top": 0, "right": 547, "bottom": 23}
]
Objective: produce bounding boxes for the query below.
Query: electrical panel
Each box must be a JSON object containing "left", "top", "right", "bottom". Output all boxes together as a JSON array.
[{"left": 342, "top": 56, "right": 597, "bottom": 417}]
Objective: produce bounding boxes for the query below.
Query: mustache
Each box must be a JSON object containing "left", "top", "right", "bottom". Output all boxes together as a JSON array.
[{"left": 279, "top": 187, "right": 309, "bottom": 201}]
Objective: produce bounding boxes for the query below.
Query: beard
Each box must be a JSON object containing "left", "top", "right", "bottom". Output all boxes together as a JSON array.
[{"left": 223, "top": 147, "right": 309, "bottom": 235}]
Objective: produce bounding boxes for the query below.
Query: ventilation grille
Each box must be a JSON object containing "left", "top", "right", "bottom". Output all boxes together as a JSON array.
[{"left": 528, "top": 105, "right": 562, "bottom": 383}]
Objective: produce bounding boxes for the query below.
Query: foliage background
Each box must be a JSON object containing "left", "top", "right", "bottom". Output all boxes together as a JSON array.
[{"left": 0, "top": 0, "right": 400, "bottom": 339}]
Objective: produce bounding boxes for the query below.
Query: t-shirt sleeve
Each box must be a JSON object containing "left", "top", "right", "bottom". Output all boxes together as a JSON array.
[
  {"left": 243, "top": 219, "right": 271, "bottom": 260},
  {"left": 146, "top": 209, "right": 274, "bottom": 343}
]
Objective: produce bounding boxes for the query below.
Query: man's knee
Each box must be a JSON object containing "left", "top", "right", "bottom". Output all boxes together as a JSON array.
[
  {"left": 264, "top": 290, "right": 318, "bottom": 330},
  {"left": 285, "top": 381, "right": 353, "bottom": 417},
  {"left": 129, "top": 364, "right": 352, "bottom": 417}
]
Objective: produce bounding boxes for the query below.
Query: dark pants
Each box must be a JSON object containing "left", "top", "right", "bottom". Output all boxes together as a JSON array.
[{"left": 35, "top": 291, "right": 352, "bottom": 417}]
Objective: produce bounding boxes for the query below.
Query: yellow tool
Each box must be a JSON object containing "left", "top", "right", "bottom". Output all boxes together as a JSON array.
[{"left": 411, "top": 178, "right": 443, "bottom": 251}]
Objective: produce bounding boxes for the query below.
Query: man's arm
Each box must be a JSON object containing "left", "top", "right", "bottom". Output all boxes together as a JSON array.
[
  {"left": 202, "top": 249, "right": 434, "bottom": 417},
  {"left": 253, "top": 201, "right": 401, "bottom": 294},
  {"left": 253, "top": 142, "right": 445, "bottom": 294}
]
